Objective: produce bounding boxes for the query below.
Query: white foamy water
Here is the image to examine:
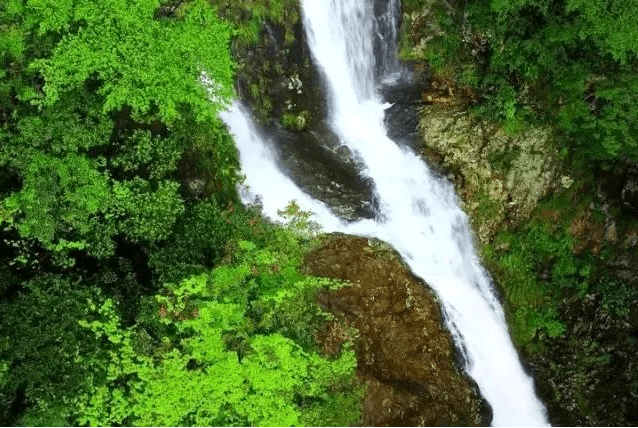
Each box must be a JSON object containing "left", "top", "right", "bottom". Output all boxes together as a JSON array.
[{"left": 222, "top": 0, "right": 549, "bottom": 425}]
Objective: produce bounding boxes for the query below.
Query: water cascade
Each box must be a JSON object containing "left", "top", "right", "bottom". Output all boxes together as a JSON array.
[{"left": 221, "top": 0, "right": 549, "bottom": 425}]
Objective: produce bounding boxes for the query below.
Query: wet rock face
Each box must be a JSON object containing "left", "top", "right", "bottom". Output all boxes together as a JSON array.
[
  {"left": 266, "top": 123, "right": 380, "bottom": 221},
  {"left": 607, "top": 252, "right": 638, "bottom": 288},
  {"left": 381, "top": 67, "right": 430, "bottom": 153},
  {"left": 231, "top": 4, "right": 381, "bottom": 221},
  {"left": 597, "top": 162, "right": 638, "bottom": 219},
  {"left": 304, "top": 234, "right": 491, "bottom": 426},
  {"left": 232, "top": 12, "right": 329, "bottom": 128},
  {"left": 622, "top": 171, "right": 638, "bottom": 217}
]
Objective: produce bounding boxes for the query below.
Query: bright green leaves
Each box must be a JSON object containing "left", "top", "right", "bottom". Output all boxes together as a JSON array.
[
  {"left": 1, "top": 0, "right": 239, "bottom": 265},
  {"left": 74, "top": 236, "right": 362, "bottom": 427},
  {"left": 23, "top": 0, "right": 75, "bottom": 35},
  {"left": 244, "top": 334, "right": 308, "bottom": 388},
  {"left": 131, "top": 351, "right": 245, "bottom": 427},
  {"left": 112, "top": 178, "right": 185, "bottom": 242},
  {"left": 239, "top": 335, "right": 307, "bottom": 426},
  {"left": 31, "top": 0, "right": 234, "bottom": 122},
  {"left": 556, "top": 73, "right": 638, "bottom": 161},
  {"left": 4, "top": 152, "right": 109, "bottom": 253}
]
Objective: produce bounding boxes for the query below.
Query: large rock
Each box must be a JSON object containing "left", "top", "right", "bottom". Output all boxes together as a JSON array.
[
  {"left": 267, "top": 123, "right": 379, "bottom": 221},
  {"left": 304, "top": 234, "right": 491, "bottom": 426},
  {"left": 228, "top": 2, "right": 383, "bottom": 222},
  {"left": 381, "top": 68, "right": 431, "bottom": 153}
]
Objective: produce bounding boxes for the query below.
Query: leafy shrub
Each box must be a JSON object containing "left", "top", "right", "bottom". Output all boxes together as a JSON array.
[
  {"left": 597, "top": 278, "right": 638, "bottom": 317},
  {"left": 404, "top": 0, "right": 638, "bottom": 162},
  {"left": 487, "top": 220, "right": 594, "bottom": 346},
  {"left": 75, "top": 235, "right": 362, "bottom": 427}
]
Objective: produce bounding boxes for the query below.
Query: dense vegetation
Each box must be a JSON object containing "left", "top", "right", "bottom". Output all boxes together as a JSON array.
[
  {"left": 0, "top": 0, "right": 363, "bottom": 425},
  {"left": 403, "top": 0, "right": 638, "bottom": 162},
  {"left": 3, "top": 0, "right": 637, "bottom": 424}
]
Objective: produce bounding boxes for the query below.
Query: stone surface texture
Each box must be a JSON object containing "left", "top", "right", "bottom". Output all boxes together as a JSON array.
[{"left": 304, "top": 234, "right": 490, "bottom": 426}]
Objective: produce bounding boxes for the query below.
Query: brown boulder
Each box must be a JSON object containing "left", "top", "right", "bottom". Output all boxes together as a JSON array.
[{"left": 304, "top": 234, "right": 490, "bottom": 426}]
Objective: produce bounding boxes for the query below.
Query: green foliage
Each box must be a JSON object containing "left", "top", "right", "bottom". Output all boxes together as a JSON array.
[
  {"left": 0, "top": 0, "right": 239, "bottom": 264},
  {"left": 566, "top": 0, "right": 638, "bottom": 63},
  {"left": 2, "top": 1, "right": 361, "bottom": 426},
  {"left": 216, "top": 0, "right": 300, "bottom": 47},
  {"left": 26, "top": 0, "right": 234, "bottom": 122},
  {"left": 597, "top": 278, "right": 638, "bottom": 317},
  {"left": 487, "top": 218, "right": 594, "bottom": 347},
  {"left": 281, "top": 111, "right": 311, "bottom": 131},
  {"left": 512, "top": 305, "right": 565, "bottom": 345},
  {"left": 8, "top": 90, "right": 113, "bottom": 155},
  {"left": 148, "top": 200, "right": 234, "bottom": 284},
  {"left": 110, "top": 130, "right": 182, "bottom": 180},
  {"left": 113, "top": 178, "right": 185, "bottom": 242},
  {"left": 405, "top": 0, "right": 638, "bottom": 161},
  {"left": 0, "top": 276, "right": 106, "bottom": 425},
  {"left": 277, "top": 200, "right": 322, "bottom": 239},
  {"left": 4, "top": 153, "right": 110, "bottom": 252},
  {"left": 74, "top": 236, "right": 362, "bottom": 427},
  {"left": 170, "top": 115, "right": 243, "bottom": 204},
  {"left": 2, "top": 150, "right": 186, "bottom": 261}
]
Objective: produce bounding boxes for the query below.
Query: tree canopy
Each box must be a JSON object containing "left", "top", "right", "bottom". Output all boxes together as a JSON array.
[
  {"left": 1, "top": 0, "right": 237, "bottom": 263},
  {"left": 0, "top": 1, "right": 364, "bottom": 425}
]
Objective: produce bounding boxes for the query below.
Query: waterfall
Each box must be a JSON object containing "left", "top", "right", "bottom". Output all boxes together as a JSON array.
[{"left": 221, "top": 0, "right": 549, "bottom": 425}]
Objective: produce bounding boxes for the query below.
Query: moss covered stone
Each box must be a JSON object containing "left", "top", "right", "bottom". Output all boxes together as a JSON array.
[{"left": 418, "top": 104, "right": 557, "bottom": 243}]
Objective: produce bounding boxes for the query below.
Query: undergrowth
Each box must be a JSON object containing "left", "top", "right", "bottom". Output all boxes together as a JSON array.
[{"left": 482, "top": 179, "right": 633, "bottom": 352}]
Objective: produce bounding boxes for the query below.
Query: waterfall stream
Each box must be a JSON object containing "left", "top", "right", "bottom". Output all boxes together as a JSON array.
[{"left": 221, "top": 0, "right": 549, "bottom": 425}]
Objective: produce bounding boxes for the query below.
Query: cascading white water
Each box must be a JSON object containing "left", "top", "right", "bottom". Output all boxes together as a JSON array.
[{"left": 221, "top": 0, "right": 549, "bottom": 425}]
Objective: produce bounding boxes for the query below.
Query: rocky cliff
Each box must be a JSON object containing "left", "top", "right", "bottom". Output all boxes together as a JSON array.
[{"left": 226, "top": 2, "right": 379, "bottom": 221}]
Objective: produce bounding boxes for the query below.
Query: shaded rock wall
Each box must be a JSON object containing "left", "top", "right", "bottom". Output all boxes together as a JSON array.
[
  {"left": 304, "top": 234, "right": 490, "bottom": 426},
  {"left": 230, "top": 9, "right": 325, "bottom": 127},
  {"left": 529, "top": 293, "right": 638, "bottom": 426}
]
